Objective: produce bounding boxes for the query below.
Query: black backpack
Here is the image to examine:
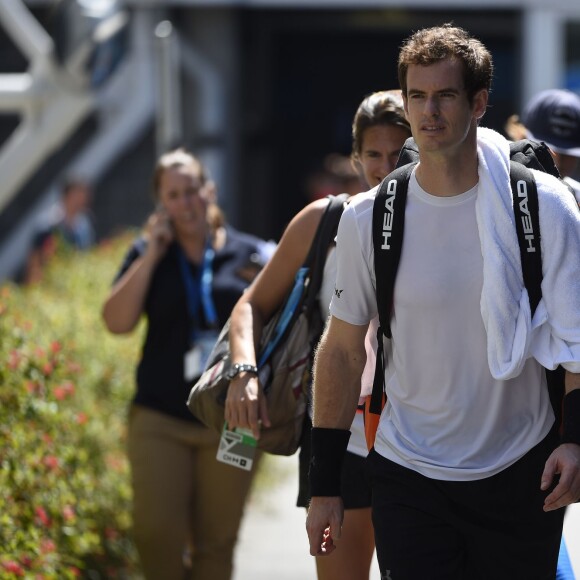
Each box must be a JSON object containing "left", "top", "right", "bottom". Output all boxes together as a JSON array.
[{"left": 366, "top": 138, "right": 567, "bottom": 446}]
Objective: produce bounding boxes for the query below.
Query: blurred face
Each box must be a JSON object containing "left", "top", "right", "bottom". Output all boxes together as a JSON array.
[
  {"left": 403, "top": 58, "right": 487, "bottom": 157},
  {"left": 552, "top": 151, "right": 579, "bottom": 178},
  {"left": 357, "top": 124, "right": 411, "bottom": 188},
  {"left": 157, "top": 165, "right": 211, "bottom": 237},
  {"left": 65, "top": 184, "right": 91, "bottom": 214}
]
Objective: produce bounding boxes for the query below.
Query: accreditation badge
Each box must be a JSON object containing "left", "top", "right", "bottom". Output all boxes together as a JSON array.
[{"left": 183, "top": 330, "right": 219, "bottom": 381}]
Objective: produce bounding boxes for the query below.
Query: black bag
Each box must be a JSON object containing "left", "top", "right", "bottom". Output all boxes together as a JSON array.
[
  {"left": 365, "top": 137, "right": 568, "bottom": 448},
  {"left": 187, "top": 194, "right": 348, "bottom": 455}
]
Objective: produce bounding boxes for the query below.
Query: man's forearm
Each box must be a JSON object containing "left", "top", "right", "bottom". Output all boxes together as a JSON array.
[
  {"left": 563, "top": 370, "right": 580, "bottom": 446},
  {"left": 565, "top": 370, "right": 580, "bottom": 394},
  {"left": 311, "top": 322, "right": 366, "bottom": 430}
]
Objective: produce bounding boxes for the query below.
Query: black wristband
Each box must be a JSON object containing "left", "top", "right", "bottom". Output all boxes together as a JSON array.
[
  {"left": 308, "top": 427, "right": 351, "bottom": 497},
  {"left": 562, "top": 389, "right": 580, "bottom": 446}
]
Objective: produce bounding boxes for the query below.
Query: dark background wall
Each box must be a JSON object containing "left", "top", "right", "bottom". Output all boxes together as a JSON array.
[{"left": 236, "top": 8, "right": 520, "bottom": 241}]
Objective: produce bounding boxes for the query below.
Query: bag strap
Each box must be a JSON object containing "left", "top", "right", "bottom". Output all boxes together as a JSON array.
[
  {"left": 369, "top": 163, "right": 415, "bottom": 415},
  {"left": 509, "top": 160, "right": 543, "bottom": 315},
  {"left": 372, "top": 164, "right": 415, "bottom": 339},
  {"left": 257, "top": 193, "right": 348, "bottom": 367},
  {"left": 303, "top": 193, "right": 349, "bottom": 316}
]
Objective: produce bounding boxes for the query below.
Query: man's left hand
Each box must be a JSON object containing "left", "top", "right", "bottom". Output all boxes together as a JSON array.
[{"left": 541, "top": 443, "right": 580, "bottom": 511}]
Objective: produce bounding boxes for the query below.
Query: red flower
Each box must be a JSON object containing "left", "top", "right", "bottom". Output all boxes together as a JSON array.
[
  {"left": 53, "top": 386, "right": 66, "bottom": 400},
  {"left": 40, "top": 538, "right": 56, "bottom": 554},
  {"left": 34, "top": 506, "right": 51, "bottom": 527},
  {"left": 42, "top": 362, "right": 54, "bottom": 376},
  {"left": 3, "top": 561, "right": 24, "bottom": 576},
  {"left": 62, "top": 505, "right": 75, "bottom": 522},
  {"left": 7, "top": 350, "right": 21, "bottom": 370},
  {"left": 75, "top": 412, "right": 88, "bottom": 425},
  {"left": 43, "top": 455, "right": 59, "bottom": 471},
  {"left": 24, "top": 381, "right": 37, "bottom": 394},
  {"left": 49, "top": 341, "right": 62, "bottom": 354}
]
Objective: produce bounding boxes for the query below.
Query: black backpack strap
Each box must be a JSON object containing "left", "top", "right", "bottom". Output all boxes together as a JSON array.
[
  {"left": 510, "top": 160, "right": 543, "bottom": 316},
  {"left": 510, "top": 159, "right": 566, "bottom": 431},
  {"left": 372, "top": 163, "right": 415, "bottom": 338},
  {"left": 368, "top": 162, "right": 415, "bottom": 415},
  {"left": 304, "top": 193, "right": 349, "bottom": 316}
]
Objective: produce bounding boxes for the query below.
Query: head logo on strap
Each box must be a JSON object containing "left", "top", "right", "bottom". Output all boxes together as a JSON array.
[
  {"left": 516, "top": 179, "right": 537, "bottom": 253},
  {"left": 380, "top": 179, "right": 398, "bottom": 250}
]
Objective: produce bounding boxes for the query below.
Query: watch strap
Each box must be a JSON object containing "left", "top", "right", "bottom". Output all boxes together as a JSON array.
[{"left": 228, "top": 363, "right": 259, "bottom": 379}]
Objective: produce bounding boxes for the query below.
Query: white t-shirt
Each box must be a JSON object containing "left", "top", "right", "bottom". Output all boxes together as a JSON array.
[
  {"left": 320, "top": 246, "right": 369, "bottom": 458},
  {"left": 564, "top": 175, "right": 580, "bottom": 206},
  {"left": 330, "top": 170, "right": 554, "bottom": 481}
]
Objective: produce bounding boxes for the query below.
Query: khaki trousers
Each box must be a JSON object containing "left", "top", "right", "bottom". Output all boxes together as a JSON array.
[{"left": 127, "top": 405, "right": 258, "bottom": 580}]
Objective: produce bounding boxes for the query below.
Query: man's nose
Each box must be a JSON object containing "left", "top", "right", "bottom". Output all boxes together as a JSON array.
[{"left": 424, "top": 96, "right": 440, "bottom": 116}]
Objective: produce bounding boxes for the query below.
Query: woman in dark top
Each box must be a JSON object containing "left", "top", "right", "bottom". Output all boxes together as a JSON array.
[{"left": 102, "top": 148, "right": 273, "bottom": 580}]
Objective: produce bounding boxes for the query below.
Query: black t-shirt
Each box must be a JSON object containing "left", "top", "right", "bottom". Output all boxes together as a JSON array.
[{"left": 114, "top": 227, "right": 269, "bottom": 422}]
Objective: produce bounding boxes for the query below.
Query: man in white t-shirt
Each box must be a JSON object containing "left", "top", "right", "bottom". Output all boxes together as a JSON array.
[{"left": 306, "top": 24, "right": 580, "bottom": 579}]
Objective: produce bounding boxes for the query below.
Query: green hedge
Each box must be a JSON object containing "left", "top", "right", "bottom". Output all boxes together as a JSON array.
[{"left": 0, "top": 233, "right": 143, "bottom": 578}]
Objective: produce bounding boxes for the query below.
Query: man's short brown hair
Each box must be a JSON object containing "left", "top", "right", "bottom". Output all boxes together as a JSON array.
[{"left": 398, "top": 23, "right": 493, "bottom": 104}]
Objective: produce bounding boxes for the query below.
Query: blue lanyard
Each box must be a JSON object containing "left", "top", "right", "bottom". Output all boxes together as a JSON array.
[
  {"left": 259, "top": 266, "right": 308, "bottom": 366},
  {"left": 177, "top": 242, "right": 219, "bottom": 340}
]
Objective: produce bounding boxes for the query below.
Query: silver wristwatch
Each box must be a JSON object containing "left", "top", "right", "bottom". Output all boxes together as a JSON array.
[{"left": 226, "top": 363, "right": 259, "bottom": 380}]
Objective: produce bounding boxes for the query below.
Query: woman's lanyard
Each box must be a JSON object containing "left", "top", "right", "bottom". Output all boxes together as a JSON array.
[{"left": 177, "top": 242, "right": 219, "bottom": 344}]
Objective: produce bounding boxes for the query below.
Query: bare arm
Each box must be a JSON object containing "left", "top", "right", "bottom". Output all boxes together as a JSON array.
[
  {"left": 306, "top": 316, "right": 368, "bottom": 557},
  {"left": 542, "top": 370, "right": 580, "bottom": 510},
  {"left": 225, "top": 198, "right": 329, "bottom": 437},
  {"left": 564, "top": 370, "right": 580, "bottom": 395},
  {"left": 102, "top": 210, "right": 173, "bottom": 334},
  {"left": 312, "top": 316, "right": 368, "bottom": 429}
]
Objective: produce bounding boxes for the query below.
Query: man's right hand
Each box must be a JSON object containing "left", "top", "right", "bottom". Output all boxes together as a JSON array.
[{"left": 305, "top": 496, "right": 344, "bottom": 556}]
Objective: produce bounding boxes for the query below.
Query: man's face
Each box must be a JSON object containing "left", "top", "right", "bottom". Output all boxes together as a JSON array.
[{"left": 403, "top": 58, "right": 487, "bottom": 157}]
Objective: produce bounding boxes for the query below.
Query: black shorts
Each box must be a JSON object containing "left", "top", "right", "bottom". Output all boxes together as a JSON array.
[
  {"left": 368, "top": 429, "right": 564, "bottom": 579},
  {"left": 296, "top": 416, "right": 372, "bottom": 509}
]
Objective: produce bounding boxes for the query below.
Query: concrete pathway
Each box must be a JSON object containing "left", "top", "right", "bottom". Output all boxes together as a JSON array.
[
  {"left": 233, "top": 453, "right": 381, "bottom": 580},
  {"left": 234, "top": 453, "right": 580, "bottom": 579}
]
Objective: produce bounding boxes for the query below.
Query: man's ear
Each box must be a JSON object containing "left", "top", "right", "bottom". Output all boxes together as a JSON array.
[{"left": 473, "top": 89, "right": 489, "bottom": 121}]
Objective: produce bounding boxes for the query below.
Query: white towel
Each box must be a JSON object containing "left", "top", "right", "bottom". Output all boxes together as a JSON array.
[{"left": 476, "top": 127, "right": 580, "bottom": 378}]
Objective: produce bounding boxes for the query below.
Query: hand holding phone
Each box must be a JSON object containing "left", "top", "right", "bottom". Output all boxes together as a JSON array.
[{"left": 145, "top": 205, "right": 174, "bottom": 258}]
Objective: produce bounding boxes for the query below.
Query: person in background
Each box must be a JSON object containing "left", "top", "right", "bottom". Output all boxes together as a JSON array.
[
  {"left": 102, "top": 148, "right": 273, "bottom": 580},
  {"left": 306, "top": 24, "right": 580, "bottom": 579},
  {"left": 305, "top": 153, "right": 366, "bottom": 202},
  {"left": 24, "top": 177, "right": 95, "bottom": 284},
  {"left": 225, "top": 90, "right": 411, "bottom": 580},
  {"left": 506, "top": 88, "right": 580, "bottom": 580},
  {"left": 505, "top": 88, "right": 580, "bottom": 205}
]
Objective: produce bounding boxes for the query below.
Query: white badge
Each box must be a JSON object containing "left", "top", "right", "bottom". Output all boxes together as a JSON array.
[{"left": 184, "top": 331, "right": 219, "bottom": 381}]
